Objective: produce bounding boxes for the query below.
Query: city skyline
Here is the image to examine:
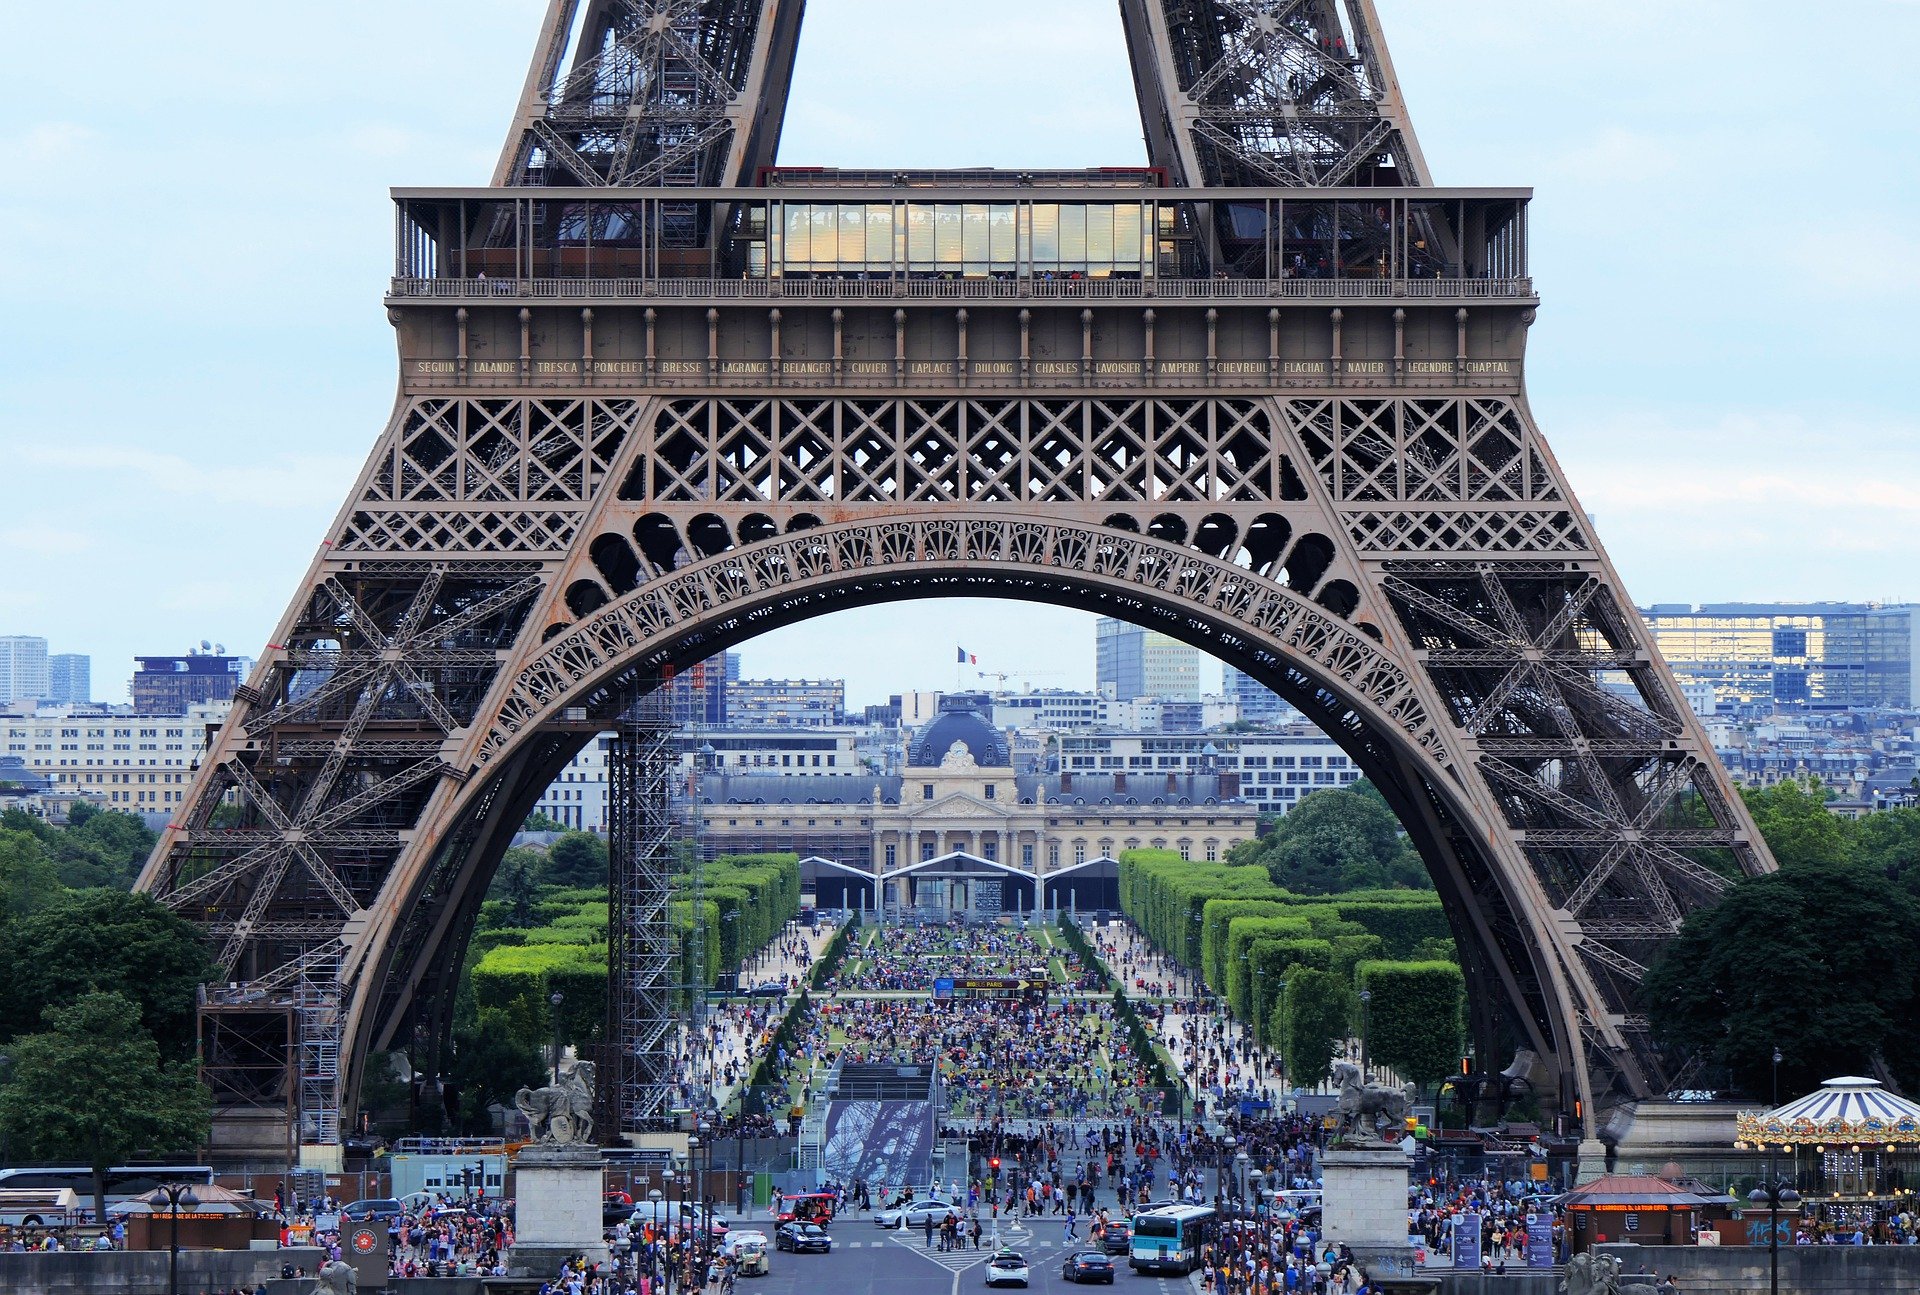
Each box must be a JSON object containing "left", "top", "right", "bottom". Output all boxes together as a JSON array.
[{"left": 4, "top": 0, "right": 1917, "bottom": 705}]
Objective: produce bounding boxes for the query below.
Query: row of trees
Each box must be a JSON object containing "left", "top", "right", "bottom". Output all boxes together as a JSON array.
[
  {"left": 1117, "top": 803, "right": 1466, "bottom": 1091},
  {"left": 430, "top": 845, "right": 802, "bottom": 1129},
  {"left": 0, "top": 803, "right": 160, "bottom": 907}
]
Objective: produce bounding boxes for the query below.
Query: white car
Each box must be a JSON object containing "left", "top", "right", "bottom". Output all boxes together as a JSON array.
[
  {"left": 874, "top": 1198, "right": 956, "bottom": 1229},
  {"left": 985, "top": 1250, "right": 1030, "bottom": 1287}
]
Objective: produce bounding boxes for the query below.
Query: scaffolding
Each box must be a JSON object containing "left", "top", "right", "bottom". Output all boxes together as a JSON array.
[
  {"left": 296, "top": 979, "right": 342, "bottom": 1150},
  {"left": 605, "top": 688, "right": 680, "bottom": 1133}
]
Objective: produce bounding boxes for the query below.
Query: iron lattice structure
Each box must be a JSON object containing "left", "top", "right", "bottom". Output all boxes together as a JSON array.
[{"left": 138, "top": 0, "right": 1772, "bottom": 1150}]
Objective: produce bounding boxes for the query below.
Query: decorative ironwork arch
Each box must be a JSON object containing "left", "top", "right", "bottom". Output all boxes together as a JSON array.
[{"left": 320, "top": 514, "right": 1602, "bottom": 1139}]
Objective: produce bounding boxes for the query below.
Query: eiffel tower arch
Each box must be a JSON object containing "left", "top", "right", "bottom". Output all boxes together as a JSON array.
[{"left": 138, "top": 0, "right": 1771, "bottom": 1157}]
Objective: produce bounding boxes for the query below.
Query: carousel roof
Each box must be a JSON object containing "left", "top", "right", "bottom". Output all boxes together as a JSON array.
[{"left": 1736, "top": 1076, "right": 1920, "bottom": 1147}]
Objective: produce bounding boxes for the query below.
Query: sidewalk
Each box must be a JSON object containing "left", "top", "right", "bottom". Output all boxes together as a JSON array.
[{"left": 691, "top": 920, "right": 838, "bottom": 1114}]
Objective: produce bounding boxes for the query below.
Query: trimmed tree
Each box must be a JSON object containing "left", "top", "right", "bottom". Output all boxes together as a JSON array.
[
  {"left": 1355, "top": 960, "right": 1466, "bottom": 1091},
  {"left": 540, "top": 831, "right": 610, "bottom": 887},
  {"left": 1280, "top": 965, "right": 1356, "bottom": 1087}
]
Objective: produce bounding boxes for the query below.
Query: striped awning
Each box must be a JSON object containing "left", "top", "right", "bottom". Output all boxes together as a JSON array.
[{"left": 1736, "top": 1076, "right": 1920, "bottom": 1147}]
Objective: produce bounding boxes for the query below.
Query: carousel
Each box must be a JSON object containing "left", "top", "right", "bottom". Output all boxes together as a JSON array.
[{"left": 1735, "top": 1075, "right": 1920, "bottom": 1234}]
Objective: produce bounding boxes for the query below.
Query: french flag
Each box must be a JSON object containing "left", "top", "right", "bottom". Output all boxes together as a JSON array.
[{"left": 957, "top": 647, "right": 976, "bottom": 664}]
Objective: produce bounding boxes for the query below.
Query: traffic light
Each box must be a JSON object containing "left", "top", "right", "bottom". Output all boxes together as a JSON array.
[{"left": 989, "top": 1157, "right": 1000, "bottom": 1171}]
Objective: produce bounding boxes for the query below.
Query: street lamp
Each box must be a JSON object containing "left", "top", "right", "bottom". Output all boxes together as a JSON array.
[
  {"left": 1218, "top": 1134, "right": 1236, "bottom": 1207},
  {"left": 548, "top": 989, "right": 565, "bottom": 1083},
  {"left": 1749, "top": 1175, "right": 1800, "bottom": 1295},
  {"left": 701, "top": 1130, "right": 716, "bottom": 1251},
  {"left": 688, "top": 1133, "right": 705, "bottom": 1271},
  {"left": 145, "top": 1182, "right": 201, "bottom": 1295},
  {"left": 1358, "top": 989, "right": 1373, "bottom": 1078},
  {"left": 1239, "top": 953, "right": 1259, "bottom": 1071},
  {"left": 1749, "top": 1045, "right": 1798, "bottom": 1295}
]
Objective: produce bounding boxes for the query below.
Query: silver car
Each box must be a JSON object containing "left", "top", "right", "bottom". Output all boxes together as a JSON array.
[{"left": 873, "top": 1198, "right": 955, "bottom": 1229}]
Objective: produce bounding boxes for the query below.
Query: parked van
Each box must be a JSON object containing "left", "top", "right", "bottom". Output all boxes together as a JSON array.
[{"left": 629, "top": 1198, "right": 727, "bottom": 1236}]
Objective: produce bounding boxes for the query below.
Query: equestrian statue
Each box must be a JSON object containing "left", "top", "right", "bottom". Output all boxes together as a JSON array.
[
  {"left": 1330, "top": 1060, "right": 1414, "bottom": 1147},
  {"left": 515, "top": 1058, "right": 597, "bottom": 1144}
]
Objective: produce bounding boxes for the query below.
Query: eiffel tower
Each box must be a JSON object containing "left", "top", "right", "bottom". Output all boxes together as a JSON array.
[{"left": 138, "top": 0, "right": 1771, "bottom": 1159}]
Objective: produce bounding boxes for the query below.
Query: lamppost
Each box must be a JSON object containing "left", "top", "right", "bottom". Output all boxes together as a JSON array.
[
  {"left": 1358, "top": 988, "right": 1373, "bottom": 1078},
  {"left": 145, "top": 1182, "right": 201, "bottom": 1295},
  {"left": 701, "top": 1131, "right": 717, "bottom": 1268},
  {"left": 1218, "top": 1134, "right": 1236, "bottom": 1207},
  {"left": 1749, "top": 1045, "right": 1799, "bottom": 1295},
  {"left": 548, "top": 989, "right": 565, "bottom": 1083},
  {"left": 1749, "top": 1173, "right": 1800, "bottom": 1295},
  {"left": 649, "top": 1182, "right": 671, "bottom": 1294},
  {"left": 688, "top": 1132, "right": 705, "bottom": 1273},
  {"left": 1240, "top": 953, "right": 1262, "bottom": 1075}
]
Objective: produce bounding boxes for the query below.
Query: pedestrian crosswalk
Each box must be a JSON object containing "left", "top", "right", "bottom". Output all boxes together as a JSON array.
[
  {"left": 884, "top": 1233, "right": 989, "bottom": 1273},
  {"left": 858, "top": 1225, "right": 1109, "bottom": 1274}
]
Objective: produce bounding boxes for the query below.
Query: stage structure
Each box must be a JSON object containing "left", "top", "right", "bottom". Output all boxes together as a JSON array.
[{"left": 138, "top": 0, "right": 1772, "bottom": 1160}]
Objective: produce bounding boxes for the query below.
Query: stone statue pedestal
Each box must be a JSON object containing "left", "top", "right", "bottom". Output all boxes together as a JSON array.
[
  {"left": 1575, "top": 1138, "right": 1611, "bottom": 1184},
  {"left": 1322, "top": 1146, "right": 1416, "bottom": 1287},
  {"left": 506, "top": 1143, "right": 608, "bottom": 1280}
]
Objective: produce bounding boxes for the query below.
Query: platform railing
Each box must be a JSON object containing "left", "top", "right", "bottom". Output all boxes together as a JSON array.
[{"left": 390, "top": 274, "right": 1535, "bottom": 302}]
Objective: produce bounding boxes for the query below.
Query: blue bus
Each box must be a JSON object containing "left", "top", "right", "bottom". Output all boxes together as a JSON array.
[{"left": 1130, "top": 1204, "right": 1217, "bottom": 1274}]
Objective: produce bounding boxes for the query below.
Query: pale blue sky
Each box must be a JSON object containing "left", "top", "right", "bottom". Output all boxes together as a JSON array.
[{"left": 2, "top": 1, "right": 1917, "bottom": 705}]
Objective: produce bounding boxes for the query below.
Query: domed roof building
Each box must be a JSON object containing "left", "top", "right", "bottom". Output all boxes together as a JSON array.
[
  {"left": 688, "top": 690, "right": 1258, "bottom": 917},
  {"left": 907, "top": 693, "right": 1011, "bottom": 768}
]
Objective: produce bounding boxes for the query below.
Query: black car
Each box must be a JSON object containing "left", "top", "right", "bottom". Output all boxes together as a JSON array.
[
  {"left": 1098, "top": 1223, "right": 1131, "bottom": 1256},
  {"left": 776, "top": 1221, "right": 832, "bottom": 1253},
  {"left": 1062, "top": 1252, "right": 1116, "bottom": 1284}
]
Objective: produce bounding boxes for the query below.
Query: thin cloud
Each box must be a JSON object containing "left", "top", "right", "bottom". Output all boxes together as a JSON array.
[{"left": 12, "top": 444, "right": 362, "bottom": 511}]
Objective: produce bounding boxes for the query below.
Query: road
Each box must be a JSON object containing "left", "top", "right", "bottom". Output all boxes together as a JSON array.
[{"left": 730, "top": 1216, "right": 1195, "bottom": 1295}]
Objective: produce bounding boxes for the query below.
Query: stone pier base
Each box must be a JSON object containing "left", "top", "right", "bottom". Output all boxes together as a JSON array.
[{"left": 507, "top": 1144, "right": 609, "bottom": 1280}]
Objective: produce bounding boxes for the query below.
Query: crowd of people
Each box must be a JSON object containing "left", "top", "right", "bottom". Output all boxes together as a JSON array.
[
  {"left": 42, "top": 911, "right": 1920, "bottom": 1292},
  {"left": 379, "top": 1199, "right": 515, "bottom": 1278},
  {"left": 1094, "top": 923, "right": 1207, "bottom": 1003},
  {"left": 827, "top": 923, "right": 1057, "bottom": 992},
  {"left": 672, "top": 921, "right": 835, "bottom": 1112},
  {"left": 806, "top": 995, "right": 1163, "bottom": 1119}
]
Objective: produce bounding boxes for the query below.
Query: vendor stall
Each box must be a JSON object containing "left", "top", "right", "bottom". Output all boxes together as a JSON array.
[
  {"left": 109, "top": 1183, "right": 280, "bottom": 1251},
  {"left": 1561, "top": 1174, "right": 1709, "bottom": 1252}
]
